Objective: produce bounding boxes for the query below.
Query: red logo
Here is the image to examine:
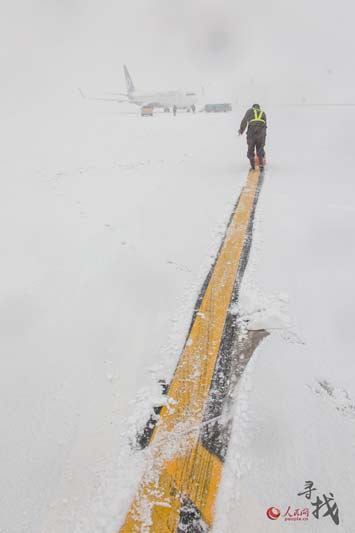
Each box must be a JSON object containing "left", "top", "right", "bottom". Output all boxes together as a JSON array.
[{"left": 267, "top": 507, "right": 281, "bottom": 520}]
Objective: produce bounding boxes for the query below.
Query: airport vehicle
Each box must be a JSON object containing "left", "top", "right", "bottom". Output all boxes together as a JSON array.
[
  {"left": 141, "top": 105, "right": 153, "bottom": 116},
  {"left": 204, "top": 103, "right": 232, "bottom": 113}
]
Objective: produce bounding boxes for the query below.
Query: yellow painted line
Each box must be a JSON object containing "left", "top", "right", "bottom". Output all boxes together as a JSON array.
[{"left": 120, "top": 169, "right": 261, "bottom": 532}]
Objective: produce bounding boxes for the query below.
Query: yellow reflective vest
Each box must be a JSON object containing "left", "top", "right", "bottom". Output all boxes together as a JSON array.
[{"left": 250, "top": 108, "right": 266, "bottom": 123}]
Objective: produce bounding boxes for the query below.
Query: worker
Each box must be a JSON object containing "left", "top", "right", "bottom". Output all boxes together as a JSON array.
[{"left": 238, "top": 104, "right": 267, "bottom": 170}]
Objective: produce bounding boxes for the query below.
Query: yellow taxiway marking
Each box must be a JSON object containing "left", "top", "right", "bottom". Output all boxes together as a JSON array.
[{"left": 120, "top": 169, "right": 261, "bottom": 532}]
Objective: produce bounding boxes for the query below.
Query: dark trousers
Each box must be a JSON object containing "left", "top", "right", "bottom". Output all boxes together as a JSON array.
[{"left": 247, "top": 127, "right": 266, "bottom": 166}]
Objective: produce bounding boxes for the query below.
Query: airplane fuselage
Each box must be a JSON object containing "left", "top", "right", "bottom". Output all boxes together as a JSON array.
[{"left": 128, "top": 90, "right": 197, "bottom": 110}]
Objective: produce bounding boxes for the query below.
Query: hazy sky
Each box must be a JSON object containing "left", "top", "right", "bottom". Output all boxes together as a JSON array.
[{"left": 1, "top": 0, "right": 354, "bottom": 113}]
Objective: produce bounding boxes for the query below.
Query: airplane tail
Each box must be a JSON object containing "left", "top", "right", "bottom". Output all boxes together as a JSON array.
[{"left": 123, "top": 65, "right": 135, "bottom": 95}]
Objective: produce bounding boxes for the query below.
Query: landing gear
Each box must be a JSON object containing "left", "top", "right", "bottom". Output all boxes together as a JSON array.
[
  {"left": 191, "top": 104, "right": 196, "bottom": 113},
  {"left": 164, "top": 107, "right": 170, "bottom": 113},
  {"left": 173, "top": 105, "right": 177, "bottom": 116}
]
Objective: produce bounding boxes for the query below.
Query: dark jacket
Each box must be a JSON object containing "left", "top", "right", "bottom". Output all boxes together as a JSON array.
[{"left": 239, "top": 107, "right": 267, "bottom": 135}]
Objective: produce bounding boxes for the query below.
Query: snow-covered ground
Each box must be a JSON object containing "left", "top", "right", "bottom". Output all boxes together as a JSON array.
[
  {"left": 2, "top": 1, "right": 355, "bottom": 531},
  {"left": 1, "top": 100, "right": 355, "bottom": 532},
  {"left": 0, "top": 102, "right": 241, "bottom": 532}
]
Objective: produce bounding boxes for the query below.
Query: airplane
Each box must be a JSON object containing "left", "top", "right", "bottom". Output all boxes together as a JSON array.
[{"left": 80, "top": 65, "right": 198, "bottom": 114}]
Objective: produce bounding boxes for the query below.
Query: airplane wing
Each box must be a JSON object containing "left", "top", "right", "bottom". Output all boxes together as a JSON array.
[
  {"left": 140, "top": 101, "right": 163, "bottom": 108},
  {"left": 78, "top": 88, "right": 129, "bottom": 103},
  {"left": 104, "top": 92, "right": 129, "bottom": 97}
]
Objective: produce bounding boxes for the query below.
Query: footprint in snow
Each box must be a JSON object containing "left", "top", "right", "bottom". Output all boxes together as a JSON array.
[{"left": 312, "top": 380, "right": 355, "bottom": 419}]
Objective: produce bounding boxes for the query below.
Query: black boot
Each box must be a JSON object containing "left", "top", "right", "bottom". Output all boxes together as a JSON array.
[{"left": 258, "top": 154, "right": 265, "bottom": 170}]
